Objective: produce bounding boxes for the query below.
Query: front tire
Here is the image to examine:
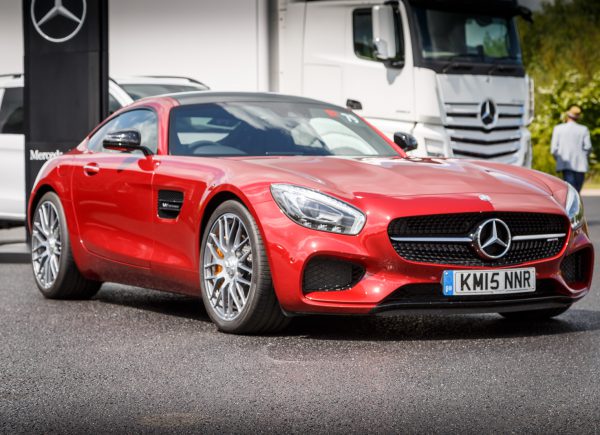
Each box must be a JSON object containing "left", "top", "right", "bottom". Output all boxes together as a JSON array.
[
  {"left": 499, "top": 306, "right": 571, "bottom": 321},
  {"left": 199, "top": 200, "right": 289, "bottom": 334},
  {"left": 31, "top": 192, "right": 101, "bottom": 299}
]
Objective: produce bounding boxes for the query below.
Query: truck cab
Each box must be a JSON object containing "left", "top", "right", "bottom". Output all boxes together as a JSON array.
[{"left": 279, "top": 0, "right": 534, "bottom": 166}]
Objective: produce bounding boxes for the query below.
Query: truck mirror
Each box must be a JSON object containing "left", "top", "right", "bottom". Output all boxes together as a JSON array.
[{"left": 372, "top": 5, "right": 396, "bottom": 60}]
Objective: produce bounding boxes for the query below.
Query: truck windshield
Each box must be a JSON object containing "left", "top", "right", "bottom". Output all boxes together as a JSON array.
[{"left": 414, "top": 7, "right": 522, "bottom": 63}]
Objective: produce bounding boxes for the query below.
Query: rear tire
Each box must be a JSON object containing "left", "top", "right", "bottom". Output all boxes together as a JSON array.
[
  {"left": 199, "top": 200, "right": 289, "bottom": 334},
  {"left": 499, "top": 306, "right": 570, "bottom": 321},
  {"left": 31, "top": 192, "right": 101, "bottom": 299}
]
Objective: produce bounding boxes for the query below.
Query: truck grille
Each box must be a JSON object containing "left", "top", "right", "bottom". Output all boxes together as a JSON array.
[
  {"left": 444, "top": 101, "right": 524, "bottom": 163},
  {"left": 388, "top": 212, "right": 568, "bottom": 267}
]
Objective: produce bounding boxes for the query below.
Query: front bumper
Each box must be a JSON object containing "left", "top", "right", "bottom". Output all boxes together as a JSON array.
[
  {"left": 371, "top": 279, "right": 581, "bottom": 316},
  {"left": 253, "top": 194, "right": 594, "bottom": 316}
]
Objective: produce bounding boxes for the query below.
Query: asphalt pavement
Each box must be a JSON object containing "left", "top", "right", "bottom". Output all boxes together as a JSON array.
[{"left": 1, "top": 199, "right": 600, "bottom": 433}]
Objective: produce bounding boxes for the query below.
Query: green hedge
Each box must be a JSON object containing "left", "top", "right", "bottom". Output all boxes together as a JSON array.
[
  {"left": 529, "top": 72, "right": 600, "bottom": 176},
  {"left": 518, "top": 0, "right": 600, "bottom": 176}
]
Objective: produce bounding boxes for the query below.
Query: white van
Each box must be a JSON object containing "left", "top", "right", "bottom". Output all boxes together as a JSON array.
[{"left": 0, "top": 74, "right": 208, "bottom": 226}]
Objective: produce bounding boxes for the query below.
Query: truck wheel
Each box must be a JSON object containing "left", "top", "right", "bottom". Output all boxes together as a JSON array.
[
  {"left": 200, "top": 200, "right": 290, "bottom": 334},
  {"left": 31, "top": 192, "right": 101, "bottom": 299}
]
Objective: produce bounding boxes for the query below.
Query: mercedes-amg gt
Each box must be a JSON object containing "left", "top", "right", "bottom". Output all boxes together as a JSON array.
[{"left": 29, "top": 92, "right": 594, "bottom": 333}]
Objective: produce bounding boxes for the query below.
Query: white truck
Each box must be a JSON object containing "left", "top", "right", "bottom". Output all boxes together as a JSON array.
[
  {"left": 0, "top": 0, "right": 534, "bottom": 226},
  {"left": 273, "top": 0, "right": 534, "bottom": 164}
]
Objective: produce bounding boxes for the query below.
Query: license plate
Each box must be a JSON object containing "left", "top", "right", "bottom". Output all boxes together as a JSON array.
[{"left": 442, "top": 268, "right": 536, "bottom": 296}]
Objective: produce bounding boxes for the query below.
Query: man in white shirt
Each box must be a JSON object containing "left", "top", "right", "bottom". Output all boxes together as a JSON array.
[{"left": 551, "top": 105, "right": 592, "bottom": 192}]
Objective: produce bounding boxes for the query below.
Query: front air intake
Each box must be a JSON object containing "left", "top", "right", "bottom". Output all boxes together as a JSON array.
[
  {"left": 561, "top": 249, "right": 592, "bottom": 287},
  {"left": 302, "top": 257, "right": 364, "bottom": 293}
]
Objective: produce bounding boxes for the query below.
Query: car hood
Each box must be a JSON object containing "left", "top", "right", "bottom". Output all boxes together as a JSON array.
[{"left": 240, "top": 156, "right": 553, "bottom": 199}]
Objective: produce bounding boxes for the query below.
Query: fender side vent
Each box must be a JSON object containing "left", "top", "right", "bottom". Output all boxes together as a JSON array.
[{"left": 158, "top": 190, "right": 184, "bottom": 219}]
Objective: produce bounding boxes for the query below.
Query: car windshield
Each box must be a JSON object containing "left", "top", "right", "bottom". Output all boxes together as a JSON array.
[
  {"left": 414, "top": 7, "right": 522, "bottom": 63},
  {"left": 169, "top": 101, "right": 399, "bottom": 157},
  {"left": 121, "top": 83, "right": 208, "bottom": 100}
]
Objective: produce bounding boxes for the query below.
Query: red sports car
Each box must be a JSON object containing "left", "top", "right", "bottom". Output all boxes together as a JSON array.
[{"left": 29, "top": 92, "right": 593, "bottom": 334}]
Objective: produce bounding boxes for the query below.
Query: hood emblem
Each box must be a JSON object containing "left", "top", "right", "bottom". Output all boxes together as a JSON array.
[
  {"left": 479, "top": 99, "right": 498, "bottom": 130},
  {"left": 473, "top": 218, "right": 511, "bottom": 260}
]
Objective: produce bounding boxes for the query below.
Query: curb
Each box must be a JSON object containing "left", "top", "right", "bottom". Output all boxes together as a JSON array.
[
  {"left": 0, "top": 243, "right": 30, "bottom": 264},
  {"left": 582, "top": 189, "right": 600, "bottom": 197}
]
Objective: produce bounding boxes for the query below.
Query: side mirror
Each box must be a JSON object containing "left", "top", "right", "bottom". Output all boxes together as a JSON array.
[
  {"left": 372, "top": 5, "right": 396, "bottom": 60},
  {"left": 394, "top": 132, "right": 418, "bottom": 152},
  {"left": 103, "top": 130, "right": 152, "bottom": 156}
]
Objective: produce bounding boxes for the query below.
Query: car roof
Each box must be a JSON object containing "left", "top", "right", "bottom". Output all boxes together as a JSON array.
[
  {"left": 0, "top": 73, "right": 23, "bottom": 88},
  {"left": 113, "top": 75, "right": 208, "bottom": 88},
  {"left": 0, "top": 74, "right": 208, "bottom": 89},
  {"left": 169, "top": 91, "right": 347, "bottom": 110}
]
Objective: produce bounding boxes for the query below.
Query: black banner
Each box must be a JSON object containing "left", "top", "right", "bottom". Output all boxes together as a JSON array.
[{"left": 23, "top": 0, "right": 108, "bottom": 220}]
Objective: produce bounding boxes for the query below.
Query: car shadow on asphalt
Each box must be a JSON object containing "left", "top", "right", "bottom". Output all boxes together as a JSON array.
[
  {"left": 285, "top": 309, "right": 600, "bottom": 341},
  {"left": 93, "top": 286, "right": 600, "bottom": 341},
  {"left": 93, "top": 286, "right": 211, "bottom": 323}
]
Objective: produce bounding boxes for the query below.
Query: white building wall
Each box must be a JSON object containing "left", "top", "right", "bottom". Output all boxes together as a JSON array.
[
  {"left": 0, "top": 0, "right": 265, "bottom": 91},
  {"left": 0, "top": 0, "right": 23, "bottom": 76},
  {"left": 109, "top": 0, "right": 265, "bottom": 91}
]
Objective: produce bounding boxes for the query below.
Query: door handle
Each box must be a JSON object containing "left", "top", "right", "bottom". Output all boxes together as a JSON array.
[{"left": 83, "top": 163, "right": 100, "bottom": 176}]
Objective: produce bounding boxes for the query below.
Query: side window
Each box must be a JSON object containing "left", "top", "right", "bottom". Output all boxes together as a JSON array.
[
  {"left": 0, "top": 87, "right": 24, "bottom": 134},
  {"left": 353, "top": 8, "right": 404, "bottom": 65},
  {"left": 87, "top": 109, "right": 158, "bottom": 153},
  {"left": 87, "top": 117, "right": 120, "bottom": 152}
]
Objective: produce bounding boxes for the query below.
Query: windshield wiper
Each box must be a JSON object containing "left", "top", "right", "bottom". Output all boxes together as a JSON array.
[
  {"left": 441, "top": 55, "right": 479, "bottom": 73},
  {"left": 487, "top": 58, "right": 520, "bottom": 75}
]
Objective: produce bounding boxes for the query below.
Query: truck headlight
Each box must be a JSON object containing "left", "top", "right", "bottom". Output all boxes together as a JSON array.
[
  {"left": 424, "top": 138, "right": 445, "bottom": 157},
  {"left": 565, "top": 183, "right": 584, "bottom": 229},
  {"left": 270, "top": 184, "right": 366, "bottom": 235}
]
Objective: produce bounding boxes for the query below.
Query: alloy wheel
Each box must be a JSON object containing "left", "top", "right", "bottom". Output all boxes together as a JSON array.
[
  {"left": 203, "top": 213, "right": 253, "bottom": 321},
  {"left": 32, "top": 201, "right": 62, "bottom": 289}
]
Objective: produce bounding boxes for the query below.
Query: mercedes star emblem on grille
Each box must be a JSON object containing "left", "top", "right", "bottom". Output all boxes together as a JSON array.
[
  {"left": 31, "top": 0, "right": 87, "bottom": 43},
  {"left": 479, "top": 99, "right": 497, "bottom": 129},
  {"left": 473, "top": 218, "right": 511, "bottom": 260}
]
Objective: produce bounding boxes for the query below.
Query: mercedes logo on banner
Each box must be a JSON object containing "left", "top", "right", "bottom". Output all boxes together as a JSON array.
[
  {"left": 473, "top": 218, "right": 512, "bottom": 260},
  {"left": 479, "top": 99, "right": 498, "bottom": 130},
  {"left": 31, "top": 0, "right": 87, "bottom": 43}
]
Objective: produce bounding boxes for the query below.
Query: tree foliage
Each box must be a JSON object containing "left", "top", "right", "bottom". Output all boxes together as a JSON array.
[
  {"left": 518, "top": 0, "right": 600, "bottom": 175},
  {"left": 529, "top": 72, "right": 600, "bottom": 175}
]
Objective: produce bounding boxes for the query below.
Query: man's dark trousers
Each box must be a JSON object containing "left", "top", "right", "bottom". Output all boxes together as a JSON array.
[{"left": 563, "top": 170, "right": 585, "bottom": 192}]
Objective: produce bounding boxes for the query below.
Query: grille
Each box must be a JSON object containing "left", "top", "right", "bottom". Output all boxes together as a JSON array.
[
  {"left": 388, "top": 212, "right": 568, "bottom": 267},
  {"left": 303, "top": 257, "right": 364, "bottom": 293},
  {"left": 389, "top": 212, "right": 566, "bottom": 237},
  {"left": 444, "top": 101, "right": 524, "bottom": 163},
  {"left": 561, "top": 249, "right": 590, "bottom": 286}
]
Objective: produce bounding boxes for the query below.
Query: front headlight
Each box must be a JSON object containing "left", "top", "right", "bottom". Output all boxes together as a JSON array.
[
  {"left": 270, "top": 184, "right": 366, "bottom": 235},
  {"left": 565, "top": 183, "right": 584, "bottom": 229}
]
